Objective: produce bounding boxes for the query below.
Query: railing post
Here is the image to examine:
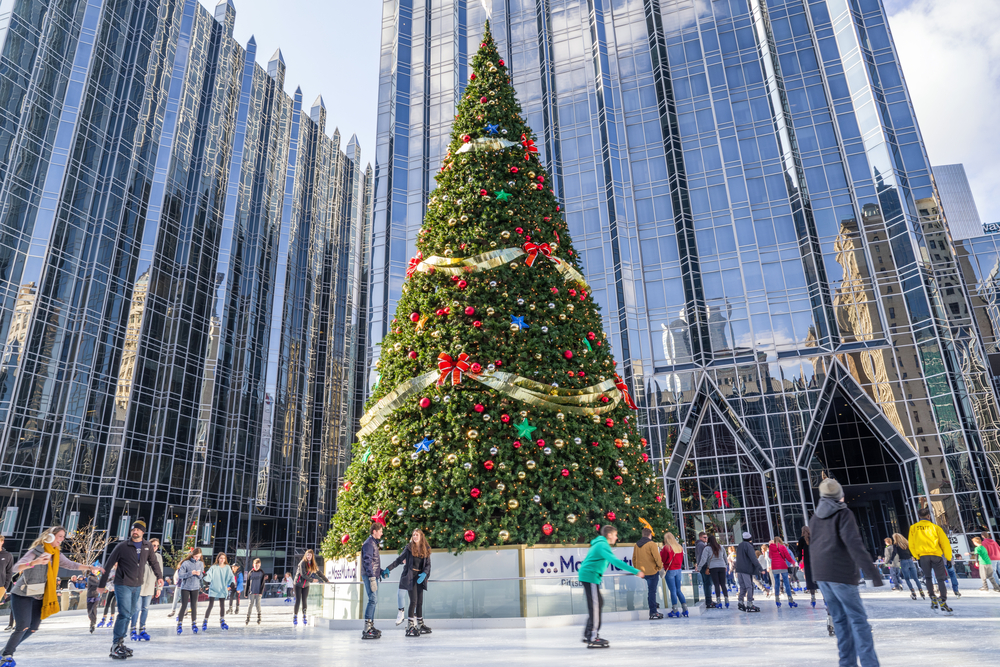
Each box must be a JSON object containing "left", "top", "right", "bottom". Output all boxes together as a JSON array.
[{"left": 518, "top": 544, "right": 527, "bottom": 618}]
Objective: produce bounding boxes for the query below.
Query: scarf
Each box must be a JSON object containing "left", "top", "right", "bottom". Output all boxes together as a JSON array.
[{"left": 40, "top": 543, "right": 61, "bottom": 621}]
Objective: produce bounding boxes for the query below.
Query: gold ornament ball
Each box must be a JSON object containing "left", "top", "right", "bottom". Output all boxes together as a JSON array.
[
  {"left": 533, "top": 353, "right": 542, "bottom": 360},
  {"left": 499, "top": 529, "right": 510, "bottom": 542},
  {"left": 566, "top": 513, "right": 577, "bottom": 524},
  {"left": 393, "top": 342, "right": 402, "bottom": 351},
  {"left": 517, "top": 471, "right": 526, "bottom": 480},
  {"left": 554, "top": 439, "right": 565, "bottom": 448},
  {"left": 526, "top": 460, "right": 537, "bottom": 469},
  {"left": 468, "top": 429, "right": 479, "bottom": 439},
  {"left": 559, "top": 314, "right": 567, "bottom": 321},
  {"left": 520, "top": 411, "right": 528, "bottom": 418},
  {"left": 391, "top": 435, "right": 400, "bottom": 445},
  {"left": 391, "top": 457, "right": 402, "bottom": 467},
  {"left": 498, "top": 462, "right": 506, "bottom": 470},
  {"left": 624, "top": 496, "right": 632, "bottom": 504},
  {"left": 556, "top": 413, "right": 565, "bottom": 421},
  {"left": 460, "top": 215, "right": 469, "bottom": 222},
  {"left": 508, "top": 499, "right": 519, "bottom": 509},
  {"left": 487, "top": 307, "right": 496, "bottom": 316},
  {"left": 413, "top": 485, "right": 423, "bottom": 495},
  {"left": 422, "top": 500, "right": 433, "bottom": 509},
  {"left": 501, "top": 231, "right": 511, "bottom": 239},
  {"left": 446, "top": 454, "right": 458, "bottom": 464},
  {"left": 594, "top": 467, "right": 604, "bottom": 478},
  {"left": 497, "top": 482, "right": 506, "bottom": 492}
]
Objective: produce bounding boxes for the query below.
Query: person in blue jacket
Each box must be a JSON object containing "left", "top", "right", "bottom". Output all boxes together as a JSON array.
[
  {"left": 203, "top": 553, "right": 236, "bottom": 631},
  {"left": 227, "top": 564, "right": 244, "bottom": 615}
]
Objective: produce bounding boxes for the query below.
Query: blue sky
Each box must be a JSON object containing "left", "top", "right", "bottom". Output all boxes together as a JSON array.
[{"left": 204, "top": 0, "right": 998, "bottom": 222}]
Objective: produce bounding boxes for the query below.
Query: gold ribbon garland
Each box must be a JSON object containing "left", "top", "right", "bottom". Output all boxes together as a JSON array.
[
  {"left": 357, "top": 370, "right": 619, "bottom": 438},
  {"left": 415, "top": 247, "right": 589, "bottom": 288}
]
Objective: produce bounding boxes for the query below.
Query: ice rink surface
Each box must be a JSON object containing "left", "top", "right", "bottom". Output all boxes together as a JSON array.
[{"left": 3, "top": 588, "right": 998, "bottom": 666}]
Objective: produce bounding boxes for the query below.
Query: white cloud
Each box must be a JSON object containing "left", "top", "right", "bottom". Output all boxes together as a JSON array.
[{"left": 887, "top": 0, "right": 1000, "bottom": 223}]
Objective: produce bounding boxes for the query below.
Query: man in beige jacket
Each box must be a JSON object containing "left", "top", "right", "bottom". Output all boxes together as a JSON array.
[{"left": 632, "top": 527, "right": 664, "bottom": 619}]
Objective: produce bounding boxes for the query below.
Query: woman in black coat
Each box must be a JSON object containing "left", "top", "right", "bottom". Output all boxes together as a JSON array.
[
  {"left": 385, "top": 528, "right": 432, "bottom": 637},
  {"left": 798, "top": 525, "right": 818, "bottom": 606}
]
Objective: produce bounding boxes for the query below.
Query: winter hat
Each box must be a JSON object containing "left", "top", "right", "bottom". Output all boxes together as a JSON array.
[
  {"left": 742, "top": 531, "right": 752, "bottom": 540},
  {"left": 819, "top": 478, "right": 843, "bottom": 499},
  {"left": 131, "top": 518, "right": 147, "bottom": 533}
]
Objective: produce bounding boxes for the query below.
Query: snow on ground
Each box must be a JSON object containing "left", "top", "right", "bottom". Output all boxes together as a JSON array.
[{"left": 2, "top": 588, "right": 998, "bottom": 666}]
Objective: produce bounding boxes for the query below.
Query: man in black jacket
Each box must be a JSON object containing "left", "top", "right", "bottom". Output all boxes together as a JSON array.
[
  {"left": 0, "top": 535, "right": 13, "bottom": 601},
  {"left": 693, "top": 531, "right": 712, "bottom": 606},
  {"left": 735, "top": 532, "right": 763, "bottom": 612},
  {"left": 361, "top": 523, "right": 383, "bottom": 640},
  {"left": 244, "top": 558, "right": 266, "bottom": 625},
  {"left": 98, "top": 519, "right": 163, "bottom": 660},
  {"left": 809, "top": 479, "right": 883, "bottom": 667}
]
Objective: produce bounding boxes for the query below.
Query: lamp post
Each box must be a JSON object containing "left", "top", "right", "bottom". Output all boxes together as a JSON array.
[{"left": 245, "top": 497, "right": 253, "bottom": 570}]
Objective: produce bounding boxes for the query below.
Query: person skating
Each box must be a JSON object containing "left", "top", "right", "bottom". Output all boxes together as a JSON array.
[
  {"left": 86, "top": 567, "right": 103, "bottom": 632},
  {"left": 1, "top": 526, "right": 91, "bottom": 667},
  {"left": 735, "top": 532, "right": 763, "bottom": 612},
  {"left": 981, "top": 530, "right": 1000, "bottom": 590},
  {"left": 167, "top": 548, "right": 192, "bottom": 619},
  {"left": 757, "top": 543, "right": 772, "bottom": 596},
  {"left": 292, "top": 549, "right": 328, "bottom": 626},
  {"left": 130, "top": 537, "right": 163, "bottom": 642},
  {"left": 384, "top": 529, "right": 434, "bottom": 637},
  {"left": 361, "top": 523, "right": 384, "bottom": 639},
  {"left": 693, "top": 531, "right": 713, "bottom": 607},
  {"left": 726, "top": 546, "right": 738, "bottom": 593},
  {"left": 971, "top": 537, "right": 1000, "bottom": 592},
  {"left": 97, "top": 569, "right": 116, "bottom": 628},
  {"left": 907, "top": 507, "right": 953, "bottom": 612},
  {"left": 227, "top": 564, "right": 243, "bottom": 615},
  {"left": 244, "top": 559, "right": 266, "bottom": 625},
  {"left": 576, "top": 525, "right": 644, "bottom": 648},
  {"left": 696, "top": 533, "right": 729, "bottom": 609},
  {"left": 174, "top": 549, "right": 205, "bottom": 635},
  {"left": 98, "top": 519, "right": 164, "bottom": 660},
  {"left": 659, "top": 533, "right": 688, "bottom": 618},
  {"left": 0, "top": 536, "right": 12, "bottom": 607},
  {"left": 632, "top": 527, "right": 663, "bottom": 619},
  {"left": 203, "top": 553, "right": 236, "bottom": 631},
  {"left": 809, "top": 478, "right": 884, "bottom": 667},
  {"left": 889, "top": 533, "right": 924, "bottom": 600},
  {"left": 883, "top": 537, "right": 901, "bottom": 591},
  {"left": 768, "top": 536, "right": 798, "bottom": 607},
  {"left": 797, "top": 527, "right": 819, "bottom": 607},
  {"left": 283, "top": 572, "right": 294, "bottom": 603}
]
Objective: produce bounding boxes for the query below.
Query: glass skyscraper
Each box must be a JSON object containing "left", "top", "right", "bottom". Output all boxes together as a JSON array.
[
  {"left": 0, "top": 0, "right": 370, "bottom": 568},
  {"left": 370, "top": 0, "right": 1000, "bottom": 557}
]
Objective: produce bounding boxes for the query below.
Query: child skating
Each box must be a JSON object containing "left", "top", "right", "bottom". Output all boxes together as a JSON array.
[
  {"left": 578, "top": 525, "right": 644, "bottom": 648},
  {"left": 203, "top": 552, "right": 236, "bottom": 631},
  {"left": 244, "top": 559, "right": 266, "bottom": 625},
  {"left": 174, "top": 549, "right": 205, "bottom": 634},
  {"left": 86, "top": 566, "right": 103, "bottom": 632}
]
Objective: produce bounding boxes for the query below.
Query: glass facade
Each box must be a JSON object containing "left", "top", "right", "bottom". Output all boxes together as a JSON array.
[
  {"left": 932, "top": 164, "right": 982, "bottom": 241},
  {"left": 370, "top": 0, "right": 1000, "bottom": 560},
  {"left": 0, "top": 0, "right": 371, "bottom": 569}
]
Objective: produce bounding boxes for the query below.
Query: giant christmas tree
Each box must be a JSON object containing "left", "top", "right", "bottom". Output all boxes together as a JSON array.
[{"left": 323, "top": 24, "right": 671, "bottom": 556}]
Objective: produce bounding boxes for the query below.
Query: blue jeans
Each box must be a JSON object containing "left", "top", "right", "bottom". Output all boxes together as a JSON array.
[
  {"left": 992, "top": 560, "right": 1000, "bottom": 588},
  {"left": 664, "top": 569, "right": 686, "bottom": 606},
  {"left": 818, "top": 581, "right": 880, "bottom": 667},
  {"left": 397, "top": 587, "right": 408, "bottom": 609},
  {"left": 946, "top": 562, "right": 960, "bottom": 594},
  {"left": 772, "top": 570, "right": 793, "bottom": 600},
  {"left": 362, "top": 577, "right": 378, "bottom": 621},
  {"left": 898, "top": 560, "right": 923, "bottom": 592},
  {"left": 113, "top": 585, "right": 141, "bottom": 645},
  {"left": 131, "top": 594, "right": 152, "bottom": 630}
]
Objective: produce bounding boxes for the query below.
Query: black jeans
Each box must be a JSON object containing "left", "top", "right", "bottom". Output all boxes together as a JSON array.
[
  {"left": 406, "top": 586, "right": 424, "bottom": 618},
  {"left": 293, "top": 585, "right": 308, "bottom": 615},
  {"left": 582, "top": 582, "right": 603, "bottom": 642},
  {"left": 205, "top": 596, "right": 226, "bottom": 620},
  {"left": 103, "top": 591, "right": 116, "bottom": 616},
  {"left": 645, "top": 572, "right": 660, "bottom": 613},
  {"left": 709, "top": 567, "right": 727, "bottom": 601},
  {"left": 177, "top": 589, "right": 199, "bottom": 623},
  {"left": 227, "top": 589, "right": 240, "bottom": 610},
  {"left": 919, "top": 555, "right": 948, "bottom": 602},
  {"left": 3, "top": 594, "right": 42, "bottom": 657}
]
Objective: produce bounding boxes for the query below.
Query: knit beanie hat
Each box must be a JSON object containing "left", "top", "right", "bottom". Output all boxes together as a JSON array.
[
  {"left": 742, "top": 531, "right": 752, "bottom": 540},
  {"left": 131, "top": 518, "right": 147, "bottom": 533},
  {"left": 819, "top": 478, "right": 843, "bottom": 499}
]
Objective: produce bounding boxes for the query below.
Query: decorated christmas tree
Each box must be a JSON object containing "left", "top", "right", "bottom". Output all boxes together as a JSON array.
[{"left": 323, "top": 23, "right": 671, "bottom": 556}]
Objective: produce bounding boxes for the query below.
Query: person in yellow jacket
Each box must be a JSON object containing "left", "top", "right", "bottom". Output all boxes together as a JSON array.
[
  {"left": 632, "top": 528, "right": 663, "bottom": 619},
  {"left": 907, "top": 507, "right": 953, "bottom": 611}
]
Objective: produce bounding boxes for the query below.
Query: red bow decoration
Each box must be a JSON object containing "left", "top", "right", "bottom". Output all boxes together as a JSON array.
[
  {"left": 406, "top": 252, "right": 424, "bottom": 278},
  {"left": 713, "top": 490, "right": 729, "bottom": 508},
  {"left": 615, "top": 373, "right": 638, "bottom": 410},
  {"left": 371, "top": 509, "right": 387, "bottom": 527},
  {"left": 523, "top": 242, "right": 560, "bottom": 267},
  {"left": 521, "top": 133, "right": 538, "bottom": 153},
  {"left": 437, "top": 352, "right": 471, "bottom": 386}
]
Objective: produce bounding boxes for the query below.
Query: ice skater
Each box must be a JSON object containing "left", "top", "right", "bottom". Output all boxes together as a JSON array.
[
  {"left": 971, "top": 537, "right": 1000, "bottom": 592},
  {"left": 659, "top": 532, "right": 688, "bottom": 618},
  {"left": 292, "top": 549, "right": 328, "bottom": 626},
  {"left": 908, "top": 507, "right": 953, "bottom": 612},
  {"left": 86, "top": 566, "right": 103, "bottom": 632},
  {"left": 130, "top": 536, "right": 163, "bottom": 641},
  {"left": 768, "top": 536, "right": 798, "bottom": 607},
  {"left": 203, "top": 552, "right": 236, "bottom": 630},
  {"left": 384, "top": 528, "right": 433, "bottom": 637},
  {"left": 735, "top": 532, "right": 762, "bottom": 612},
  {"left": 97, "top": 567, "right": 116, "bottom": 628},
  {"left": 696, "top": 533, "right": 728, "bottom": 608},
  {"left": 798, "top": 527, "right": 818, "bottom": 607},
  {"left": 175, "top": 549, "right": 205, "bottom": 635},
  {"left": 632, "top": 527, "right": 663, "bottom": 619},
  {"left": 889, "top": 533, "right": 924, "bottom": 600},
  {"left": 361, "top": 522, "right": 384, "bottom": 639},
  {"left": 576, "top": 524, "right": 643, "bottom": 648},
  {"left": 227, "top": 563, "right": 243, "bottom": 614},
  {"left": 244, "top": 559, "right": 266, "bottom": 625},
  {"left": 283, "top": 572, "right": 294, "bottom": 602}
]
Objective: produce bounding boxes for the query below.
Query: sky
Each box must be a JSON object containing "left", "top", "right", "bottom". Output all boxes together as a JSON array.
[{"left": 205, "top": 0, "right": 998, "bottom": 222}]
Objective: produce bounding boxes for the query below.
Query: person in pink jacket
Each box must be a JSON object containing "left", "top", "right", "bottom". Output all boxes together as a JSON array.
[
  {"left": 768, "top": 537, "right": 798, "bottom": 607},
  {"left": 981, "top": 530, "right": 1000, "bottom": 590}
]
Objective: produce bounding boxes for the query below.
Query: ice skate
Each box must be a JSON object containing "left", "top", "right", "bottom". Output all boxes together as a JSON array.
[
  {"left": 220, "top": 619, "right": 229, "bottom": 630},
  {"left": 191, "top": 622, "right": 198, "bottom": 634},
  {"left": 97, "top": 617, "right": 107, "bottom": 628},
  {"left": 109, "top": 640, "right": 130, "bottom": 661},
  {"left": 681, "top": 604, "right": 689, "bottom": 617},
  {"left": 176, "top": 624, "right": 182, "bottom": 635},
  {"left": 90, "top": 623, "right": 96, "bottom": 633},
  {"left": 748, "top": 604, "right": 761, "bottom": 612},
  {"left": 293, "top": 614, "right": 298, "bottom": 626},
  {"left": 919, "top": 589, "right": 926, "bottom": 599},
  {"left": 130, "top": 629, "right": 138, "bottom": 641},
  {"left": 649, "top": 611, "right": 663, "bottom": 619},
  {"left": 788, "top": 599, "right": 798, "bottom": 608},
  {"left": 775, "top": 599, "right": 782, "bottom": 607},
  {"left": 257, "top": 615, "right": 261, "bottom": 625},
  {"left": 930, "top": 597, "right": 939, "bottom": 610},
  {"left": 939, "top": 601, "right": 953, "bottom": 613},
  {"left": 667, "top": 605, "right": 679, "bottom": 618},
  {"left": 167, "top": 610, "right": 175, "bottom": 618},
  {"left": 245, "top": 616, "right": 250, "bottom": 626},
  {"left": 724, "top": 596, "right": 730, "bottom": 608},
  {"left": 910, "top": 591, "right": 916, "bottom": 600},
  {"left": 954, "top": 591, "right": 962, "bottom": 597},
  {"left": 395, "top": 608, "right": 405, "bottom": 625},
  {"left": 0, "top": 657, "right": 14, "bottom": 667},
  {"left": 737, "top": 602, "right": 746, "bottom": 611},
  {"left": 201, "top": 620, "right": 207, "bottom": 632},
  {"left": 418, "top": 618, "right": 431, "bottom": 634},
  {"left": 303, "top": 615, "right": 308, "bottom": 625},
  {"left": 587, "top": 637, "right": 610, "bottom": 649},
  {"left": 362, "top": 620, "right": 380, "bottom": 640},
  {"left": 138, "top": 628, "right": 150, "bottom": 641},
  {"left": 405, "top": 619, "right": 421, "bottom": 637}
]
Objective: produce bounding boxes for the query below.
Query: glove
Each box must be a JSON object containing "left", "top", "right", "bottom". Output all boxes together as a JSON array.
[
  {"left": 381, "top": 569, "right": 390, "bottom": 581},
  {"left": 416, "top": 573, "right": 427, "bottom": 585},
  {"left": 369, "top": 577, "right": 378, "bottom": 592}
]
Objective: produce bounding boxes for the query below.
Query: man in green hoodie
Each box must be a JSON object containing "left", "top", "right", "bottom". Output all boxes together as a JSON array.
[{"left": 578, "top": 525, "right": 644, "bottom": 649}]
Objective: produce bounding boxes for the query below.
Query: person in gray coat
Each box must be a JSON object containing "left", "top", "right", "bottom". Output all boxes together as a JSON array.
[
  {"left": 174, "top": 549, "right": 205, "bottom": 635},
  {"left": 735, "top": 532, "right": 763, "bottom": 612},
  {"left": 696, "top": 534, "right": 729, "bottom": 608}
]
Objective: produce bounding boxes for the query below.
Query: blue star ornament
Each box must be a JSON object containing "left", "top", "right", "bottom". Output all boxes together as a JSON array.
[
  {"left": 485, "top": 123, "right": 501, "bottom": 135},
  {"left": 414, "top": 437, "right": 434, "bottom": 454},
  {"left": 511, "top": 315, "right": 529, "bottom": 330}
]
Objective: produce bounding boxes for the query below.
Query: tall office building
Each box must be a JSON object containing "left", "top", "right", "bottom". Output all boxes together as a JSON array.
[
  {"left": 932, "top": 164, "right": 983, "bottom": 241},
  {"left": 0, "top": 0, "right": 370, "bottom": 568},
  {"left": 370, "top": 0, "right": 1000, "bottom": 556}
]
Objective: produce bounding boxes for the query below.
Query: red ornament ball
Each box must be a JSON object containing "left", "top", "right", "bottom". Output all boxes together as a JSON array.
[
  {"left": 470, "top": 73, "right": 476, "bottom": 80},
  {"left": 408, "top": 351, "right": 418, "bottom": 360},
  {"left": 474, "top": 404, "right": 485, "bottom": 413},
  {"left": 615, "top": 476, "right": 623, "bottom": 485},
  {"left": 510, "top": 166, "right": 519, "bottom": 173},
  {"left": 484, "top": 461, "right": 494, "bottom": 470},
  {"left": 470, "top": 362, "right": 482, "bottom": 373},
  {"left": 343, "top": 481, "right": 352, "bottom": 492},
  {"left": 542, "top": 523, "right": 553, "bottom": 536},
  {"left": 513, "top": 440, "right": 521, "bottom": 448},
  {"left": 410, "top": 312, "right": 420, "bottom": 322},
  {"left": 515, "top": 227, "right": 523, "bottom": 234},
  {"left": 473, "top": 320, "right": 482, "bottom": 328},
  {"left": 458, "top": 280, "right": 468, "bottom": 289},
  {"left": 501, "top": 414, "right": 510, "bottom": 423},
  {"left": 561, "top": 469, "right": 569, "bottom": 477},
  {"left": 495, "top": 360, "right": 503, "bottom": 367},
  {"left": 471, "top": 488, "right": 481, "bottom": 498},
  {"left": 605, "top": 418, "right": 615, "bottom": 427},
  {"left": 606, "top": 511, "right": 616, "bottom": 521},
  {"left": 465, "top": 306, "right": 475, "bottom": 315},
  {"left": 464, "top": 530, "right": 476, "bottom": 542},
  {"left": 462, "top": 134, "right": 472, "bottom": 143},
  {"left": 480, "top": 96, "right": 488, "bottom": 104},
  {"left": 499, "top": 59, "right": 505, "bottom": 66},
  {"left": 563, "top": 350, "right": 573, "bottom": 359},
  {"left": 587, "top": 331, "right": 595, "bottom": 340},
  {"left": 419, "top": 397, "right": 431, "bottom": 409},
  {"left": 341, "top": 534, "right": 350, "bottom": 544},
  {"left": 536, "top": 439, "right": 545, "bottom": 448},
  {"left": 656, "top": 495, "right": 663, "bottom": 503},
  {"left": 480, "top": 188, "right": 488, "bottom": 196},
  {"left": 642, "top": 453, "right": 649, "bottom": 463}
]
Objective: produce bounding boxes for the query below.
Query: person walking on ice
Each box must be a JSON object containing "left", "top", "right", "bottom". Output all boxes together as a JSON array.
[
  {"left": 659, "top": 532, "right": 688, "bottom": 618},
  {"left": 203, "top": 553, "right": 236, "bottom": 631},
  {"left": 383, "top": 529, "right": 433, "bottom": 637},
  {"left": 244, "top": 559, "right": 266, "bottom": 625},
  {"left": 577, "top": 524, "right": 644, "bottom": 649},
  {"left": 361, "top": 523, "right": 384, "bottom": 639},
  {"left": 632, "top": 527, "right": 663, "bottom": 619},
  {"left": 735, "top": 532, "right": 762, "bottom": 612},
  {"left": 130, "top": 537, "right": 163, "bottom": 642}
]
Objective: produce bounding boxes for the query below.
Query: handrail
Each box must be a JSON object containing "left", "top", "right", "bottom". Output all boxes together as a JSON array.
[{"left": 317, "top": 570, "right": 700, "bottom": 585}]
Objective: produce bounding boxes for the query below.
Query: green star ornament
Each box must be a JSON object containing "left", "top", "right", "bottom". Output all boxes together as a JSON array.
[
  {"left": 495, "top": 189, "right": 512, "bottom": 202},
  {"left": 514, "top": 418, "right": 537, "bottom": 439}
]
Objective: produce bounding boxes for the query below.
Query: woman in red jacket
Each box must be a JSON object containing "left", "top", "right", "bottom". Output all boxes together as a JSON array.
[
  {"left": 768, "top": 537, "right": 798, "bottom": 607},
  {"left": 659, "top": 533, "right": 688, "bottom": 618}
]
